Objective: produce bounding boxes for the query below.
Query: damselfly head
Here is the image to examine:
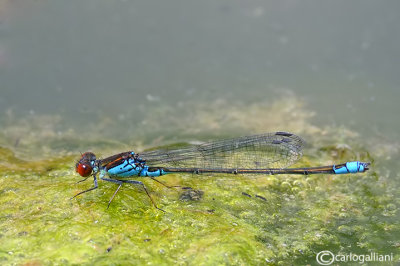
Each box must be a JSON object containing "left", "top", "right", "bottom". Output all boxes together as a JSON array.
[{"left": 76, "top": 152, "right": 96, "bottom": 177}]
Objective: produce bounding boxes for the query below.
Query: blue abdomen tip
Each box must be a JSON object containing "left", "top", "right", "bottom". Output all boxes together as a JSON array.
[
  {"left": 334, "top": 161, "right": 368, "bottom": 174},
  {"left": 347, "top": 161, "right": 363, "bottom": 173}
]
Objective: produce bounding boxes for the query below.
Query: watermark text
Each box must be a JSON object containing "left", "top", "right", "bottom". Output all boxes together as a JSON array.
[{"left": 316, "top": 250, "right": 393, "bottom": 265}]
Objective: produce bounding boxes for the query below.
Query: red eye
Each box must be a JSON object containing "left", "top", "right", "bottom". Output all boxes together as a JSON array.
[{"left": 76, "top": 163, "right": 93, "bottom": 177}]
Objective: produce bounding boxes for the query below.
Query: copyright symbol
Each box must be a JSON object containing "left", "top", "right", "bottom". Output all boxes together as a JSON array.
[{"left": 316, "top": 250, "right": 334, "bottom": 265}]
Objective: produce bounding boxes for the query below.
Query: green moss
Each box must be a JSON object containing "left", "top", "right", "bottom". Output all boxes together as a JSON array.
[{"left": 0, "top": 97, "right": 398, "bottom": 265}]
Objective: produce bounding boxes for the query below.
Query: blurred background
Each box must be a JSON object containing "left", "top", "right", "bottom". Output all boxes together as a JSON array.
[
  {"left": 1, "top": 0, "right": 399, "bottom": 154},
  {"left": 1, "top": 1, "right": 399, "bottom": 265}
]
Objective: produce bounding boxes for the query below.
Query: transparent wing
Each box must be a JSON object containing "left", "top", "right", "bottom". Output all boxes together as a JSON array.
[{"left": 139, "top": 132, "right": 305, "bottom": 169}]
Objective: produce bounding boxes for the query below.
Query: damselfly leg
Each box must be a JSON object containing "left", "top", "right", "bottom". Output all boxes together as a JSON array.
[
  {"left": 71, "top": 174, "right": 98, "bottom": 199},
  {"left": 101, "top": 177, "right": 166, "bottom": 212},
  {"left": 76, "top": 176, "right": 90, "bottom": 184}
]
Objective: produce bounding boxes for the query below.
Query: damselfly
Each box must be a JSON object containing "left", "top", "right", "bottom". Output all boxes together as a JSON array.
[{"left": 73, "top": 132, "right": 370, "bottom": 211}]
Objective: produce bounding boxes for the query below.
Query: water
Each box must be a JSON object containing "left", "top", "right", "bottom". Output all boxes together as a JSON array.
[{"left": 0, "top": 1, "right": 399, "bottom": 265}]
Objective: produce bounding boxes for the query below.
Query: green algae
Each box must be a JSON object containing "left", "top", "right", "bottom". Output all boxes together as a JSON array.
[{"left": 0, "top": 97, "right": 399, "bottom": 265}]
